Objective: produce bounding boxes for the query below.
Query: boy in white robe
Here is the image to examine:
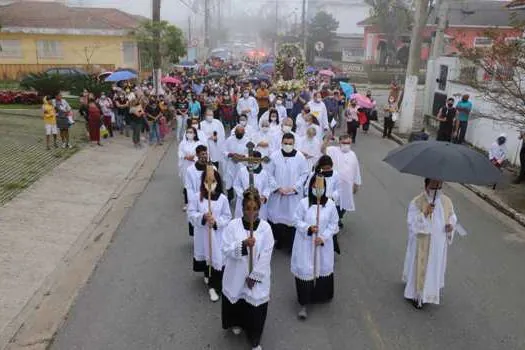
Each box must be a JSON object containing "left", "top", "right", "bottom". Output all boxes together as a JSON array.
[
  {"left": 222, "top": 190, "right": 275, "bottom": 350},
  {"left": 179, "top": 126, "right": 205, "bottom": 212},
  {"left": 236, "top": 89, "right": 259, "bottom": 130},
  {"left": 224, "top": 126, "right": 250, "bottom": 200},
  {"left": 267, "top": 132, "right": 309, "bottom": 252},
  {"left": 200, "top": 109, "right": 226, "bottom": 169},
  {"left": 188, "top": 169, "right": 231, "bottom": 302},
  {"left": 402, "top": 179, "right": 457, "bottom": 309},
  {"left": 326, "top": 135, "right": 362, "bottom": 229},
  {"left": 233, "top": 151, "right": 274, "bottom": 220},
  {"left": 292, "top": 175, "right": 339, "bottom": 320},
  {"left": 307, "top": 91, "right": 329, "bottom": 134},
  {"left": 185, "top": 145, "right": 209, "bottom": 236}
]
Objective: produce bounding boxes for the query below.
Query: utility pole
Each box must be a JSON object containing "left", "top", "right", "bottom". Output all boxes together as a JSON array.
[
  {"left": 398, "top": 0, "right": 429, "bottom": 134},
  {"left": 204, "top": 0, "right": 210, "bottom": 50},
  {"left": 302, "top": 0, "right": 307, "bottom": 58},
  {"left": 187, "top": 15, "right": 192, "bottom": 61},
  {"left": 274, "top": 0, "right": 278, "bottom": 55},
  {"left": 152, "top": 0, "right": 163, "bottom": 95},
  {"left": 431, "top": 0, "right": 448, "bottom": 59}
]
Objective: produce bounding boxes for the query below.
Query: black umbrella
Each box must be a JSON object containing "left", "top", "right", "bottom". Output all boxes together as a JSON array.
[{"left": 383, "top": 141, "right": 502, "bottom": 185}]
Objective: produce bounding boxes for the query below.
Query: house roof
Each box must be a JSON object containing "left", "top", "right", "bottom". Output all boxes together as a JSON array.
[
  {"left": 507, "top": 0, "right": 525, "bottom": 9},
  {"left": 0, "top": 1, "right": 147, "bottom": 31},
  {"left": 358, "top": 1, "right": 525, "bottom": 28}
]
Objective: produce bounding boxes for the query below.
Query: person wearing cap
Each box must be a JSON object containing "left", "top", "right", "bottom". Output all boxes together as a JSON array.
[{"left": 489, "top": 134, "right": 507, "bottom": 169}]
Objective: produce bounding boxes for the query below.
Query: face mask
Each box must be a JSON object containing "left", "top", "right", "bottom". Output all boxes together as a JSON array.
[
  {"left": 315, "top": 98, "right": 321, "bottom": 103},
  {"left": 341, "top": 144, "right": 351, "bottom": 153},
  {"left": 235, "top": 133, "right": 244, "bottom": 140},
  {"left": 276, "top": 100, "right": 282, "bottom": 105},
  {"left": 192, "top": 124, "right": 199, "bottom": 129},
  {"left": 307, "top": 133, "right": 316, "bottom": 139},
  {"left": 186, "top": 133, "right": 195, "bottom": 140},
  {"left": 427, "top": 189, "right": 441, "bottom": 199},
  {"left": 261, "top": 127, "right": 269, "bottom": 132},
  {"left": 321, "top": 169, "right": 334, "bottom": 177},
  {"left": 243, "top": 93, "right": 249, "bottom": 98},
  {"left": 210, "top": 182, "right": 218, "bottom": 193},
  {"left": 282, "top": 125, "right": 292, "bottom": 133},
  {"left": 311, "top": 188, "right": 325, "bottom": 197},
  {"left": 270, "top": 116, "right": 277, "bottom": 122},
  {"left": 240, "top": 120, "right": 247, "bottom": 127},
  {"left": 206, "top": 115, "right": 213, "bottom": 122},
  {"left": 447, "top": 103, "right": 453, "bottom": 108},
  {"left": 282, "top": 144, "right": 294, "bottom": 153}
]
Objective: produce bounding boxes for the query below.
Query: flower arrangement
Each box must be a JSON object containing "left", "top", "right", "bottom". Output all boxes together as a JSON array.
[
  {"left": 274, "top": 79, "right": 306, "bottom": 93},
  {"left": 275, "top": 43, "right": 306, "bottom": 82}
]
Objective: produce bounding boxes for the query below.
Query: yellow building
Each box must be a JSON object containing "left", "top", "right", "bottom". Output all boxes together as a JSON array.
[{"left": 0, "top": 1, "right": 144, "bottom": 80}]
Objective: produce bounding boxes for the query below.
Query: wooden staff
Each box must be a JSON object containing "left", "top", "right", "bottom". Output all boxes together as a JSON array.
[
  {"left": 313, "top": 175, "right": 325, "bottom": 286},
  {"left": 204, "top": 164, "right": 215, "bottom": 278}
]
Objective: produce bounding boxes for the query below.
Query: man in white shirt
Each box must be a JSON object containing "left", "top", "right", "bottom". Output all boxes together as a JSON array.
[
  {"left": 307, "top": 91, "right": 329, "bottom": 133},
  {"left": 236, "top": 88, "right": 259, "bottom": 130},
  {"left": 200, "top": 109, "right": 226, "bottom": 169}
]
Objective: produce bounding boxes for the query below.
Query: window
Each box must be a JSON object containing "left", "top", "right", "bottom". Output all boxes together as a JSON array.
[
  {"left": 473, "top": 37, "right": 493, "bottom": 47},
  {"left": 36, "top": 40, "right": 63, "bottom": 58},
  {"left": 0, "top": 40, "right": 23, "bottom": 58},
  {"left": 122, "top": 41, "right": 137, "bottom": 66}
]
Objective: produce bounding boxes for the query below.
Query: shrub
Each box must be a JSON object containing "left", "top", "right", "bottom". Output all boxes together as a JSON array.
[
  {"left": 20, "top": 73, "right": 65, "bottom": 97},
  {"left": 0, "top": 90, "right": 41, "bottom": 105},
  {"left": 69, "top": 76, "right": 112, "bottom": 97}
]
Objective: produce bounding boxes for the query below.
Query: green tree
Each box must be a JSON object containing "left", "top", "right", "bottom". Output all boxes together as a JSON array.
[
  {"left": 364, "top": 0, "right": 413, "bottom": 65},
  {"left": 133, "top": 20, "right": 186, "bottom": 70},
  {"left": 307, "top": 11, "right": 339, "bottom": 61}
]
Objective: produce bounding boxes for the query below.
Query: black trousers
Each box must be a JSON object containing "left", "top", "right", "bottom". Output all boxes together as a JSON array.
[
  {"left": 269, "top": 222, "right": 296, "bottom": 253},
  {"left": 222, "top": 298, "right": 268, "bottom": 348},
  {"left": 518, "top": 148, "right": 525, "bottom": 183},
  {"left": 436, "top": 127, "right": 452, "bottom": 142},
  {"left": 383, "top": 117, "right": 394, "bottom": 137},
  {"left": 347, "top": 120, "right": 358, "bottom": 143},
  {"left": 295, "top": 275, "right": 334, "bottom": 306}
]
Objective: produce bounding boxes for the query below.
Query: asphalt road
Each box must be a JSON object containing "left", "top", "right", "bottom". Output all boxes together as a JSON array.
[{"left": 51, "top": 129, "right": 525, "bottom": 350}]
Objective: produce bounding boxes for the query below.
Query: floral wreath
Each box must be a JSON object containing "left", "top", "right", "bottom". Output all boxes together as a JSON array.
[{"left": 274, "top": 43, "right": 306, "bottom": 92}]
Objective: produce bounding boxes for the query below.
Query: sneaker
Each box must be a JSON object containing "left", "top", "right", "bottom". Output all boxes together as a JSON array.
[
  {"left": 182, "top": 205, "right": 187, "bottom": 212},
  {"left": 297, "top": 307, "right": 308, "bottom": 320},
  {"left": 231, "top": 327, "right": 242, "bottom": 336},
  {"left": 252, "top": 345, "right": 262, "bottom": 350},
  {"left": 203, "top": 276, "right": 209, "bottom": 285},
  {"left": 209, "top": 288, "right": 219, "bottom": 302}
]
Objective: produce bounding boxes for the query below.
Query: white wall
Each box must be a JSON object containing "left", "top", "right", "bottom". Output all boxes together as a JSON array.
[{"left": 308, "top": 1, "right": 370, "bottom": 35}]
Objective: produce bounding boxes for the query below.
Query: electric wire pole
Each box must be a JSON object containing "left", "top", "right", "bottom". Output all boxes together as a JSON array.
[
  {"left": 152, "top": 0, "right": 163, "bottom": 95},
  {"left": 204, "top": 0, "right": 210, "bottom": 50},
  {"left": 302, "top": 0, "right": 307, "bottom": 58}
]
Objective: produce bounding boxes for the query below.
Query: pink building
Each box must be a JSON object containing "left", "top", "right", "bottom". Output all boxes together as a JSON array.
[{"left": 358, "top": 1, "right": 524, "bottom": 65}]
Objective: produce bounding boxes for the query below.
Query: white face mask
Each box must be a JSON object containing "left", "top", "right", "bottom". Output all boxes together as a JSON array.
[
  {"left": 240, "top": 120, "right": 247, "bottom": 127},
  {"left": 192, "top": 124, "right": 199, "bottom": 129},
  {"left": 186, "top": 133, "right": 195, "bottom": 140},
  {"left": 426, "top": 189, "right": 442, "bottom": 200},
  {"left": 282, "top": 125, "right": 292, "bottom": 133},
  {"left": 206, "top": 115, "right": 213, "bottom": 122},
  {"left": 276, "top": 100, "right": 282, "bottom": 105},
  {"left": 243, "top": 93, "right": 249, "bottom": 98},
  {"left": 311, "top": 188, "right": 325, "bottom": 197},
  {"left": 282, "top": 144, "right": 294, "bottom": 153},
  {"left": 261, "top": 126, "right": 269, "bottom": 132},
  {"left": 270, "top": 116, "right": 277, "bottom": 122},
  {"left": 340, "top": 144, "right": 351, "bottom": 153}
]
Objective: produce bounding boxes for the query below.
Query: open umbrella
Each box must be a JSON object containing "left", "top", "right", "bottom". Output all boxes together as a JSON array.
[
  {"left": 105, "top": 70, "right": 137, "bottom": 82},
  {"left": 383, "top": 141, "right": 502, "bottom": 185},
  {"left": 259, "top": 63, "right": 274, "bottom": 74},
  {"left": 161, "top": 76, "right": 181, "bottom": 84},
  {"left": 319, "top": 69, "right": 335, "bottom": 77},
  {"left": 350, "top": 93, "right": 374, "bottom": 108}
]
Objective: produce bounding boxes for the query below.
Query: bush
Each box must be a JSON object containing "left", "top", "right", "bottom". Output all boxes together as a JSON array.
[
  {"left": 0, "top": 90, "right": 41, "bottom": 105},
  {"left": 20, "top": 72, "right": 65, "bottom": 97},
  {"left": 69, "top": 76, "right": 112, "bottom": 97}
]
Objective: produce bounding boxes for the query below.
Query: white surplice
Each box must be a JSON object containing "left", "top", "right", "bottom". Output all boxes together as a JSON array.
[
  {"left": 222, "top": 218, "right": 275, "bottom": 306},
  {"left": 178, "top": 138, "right": 205, "bottom": 180},
  {"left": 295, "top": 112, "right": 308, "bottom": 137},
  {"left": 326, "top": 146, "right": 362, "bottom": 211},
  {"left": 267, "top": 149, "right": 309, "bottom": 226},
  {"left": 184, "top": 164, "right": 204, "bottom": 198},
  {"left": 233, "top": 166, "right": 274, "bottom": 220},
  {"left": 223, "top": 135, "right": 250, "bottom": 189},
  {"left": 252, "top": 129, "right": 275, "bottom": 158},
  {"left": 402, "top": 192, "right": 457, "bottom": 305},
  {"left": 200, "top": 119, "right": 226, "bottom": 163},
  {"left": 188, "top": 193, "right": 232, "bottom": 270},
  {"left": 230, "top": 124, "right": 256, "bottom": 140},
  {"left": 307, "top": 100, "right": 329, "bottom": 131},
  {"left": 297, "top": 136, "right": 322, "bottom": 172},
  {"left": 291, "top": 198, "right": 339, "bottom": 280},
  {"left": 236, "top": 96, "right": 259, "bottom": 130}
]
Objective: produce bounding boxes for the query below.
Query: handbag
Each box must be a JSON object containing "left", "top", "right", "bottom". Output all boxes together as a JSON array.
[{"left": 391, "top": 112, "right": 399, "bottom": 122}]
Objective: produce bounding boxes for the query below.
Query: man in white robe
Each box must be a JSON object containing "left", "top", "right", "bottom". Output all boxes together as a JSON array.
[
  {"left": 298, "top": 126, "right": 322, "bottom": 172},
  {"left": 271, "top": 118, "right": 296, "bottom": 151},
  {"left": 326, "top": 135, "right": 362, "bottom": 230},
  {"left": 307, "top": 91, "right": 329, "bottom": 134},
  {"left": 200, "top": 109, "right": 226, "bottom": 170},
  {"left": 224, "top": 126, "right": 250, "bottom": 200},
  {"left": 237, "top": 88, "right": 259, "bottom": 130},
  {"left": 252, "top": 120, "right": 275, "bottom": 159},
  {"left": 267, "top": 132, "right": 309, "bottom": 252},
  {"left": 402, "top": 179, "right": 457, "bottom": 309}
]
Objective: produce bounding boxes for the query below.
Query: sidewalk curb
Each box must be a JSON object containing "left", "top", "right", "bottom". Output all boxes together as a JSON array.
[
  {"left": 370, "top": 121, "right": 525, "bottom": 229},
  {"left": 1, "top": 139, "right": 173, "bottom": 350}
]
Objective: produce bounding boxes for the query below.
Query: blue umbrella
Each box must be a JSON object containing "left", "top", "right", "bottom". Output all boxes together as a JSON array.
[
  {"left": 339, "top": 81, "right": 354, "bottom": 99},
  {"left": 105, "top": 70, "right": 137, "bottom": 82},
  {"left": 306, "top": 66, "right": 316, "bottom": 74},
  {"left": 260, "top": 63, "right": 274, "bottom": 73}
]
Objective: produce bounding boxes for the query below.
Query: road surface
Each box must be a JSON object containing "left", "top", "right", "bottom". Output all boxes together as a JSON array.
[{"left": 51, "top": 129, "right": 525, "bottom": 350}]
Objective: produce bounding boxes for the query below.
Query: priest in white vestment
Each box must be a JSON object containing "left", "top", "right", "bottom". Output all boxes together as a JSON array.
[
  {"left": 298, "top": 127, "right": 322, "bottom": 172},
  {"left": 236, "top": 89, "right": 259, "bottom": 130},
  {"left": 224, "top": 126, "right": 250, "bottom": 200},
  {"left": 231, "top": 114, "right": 256, "bottom": 140},
  {"left": 267, "top": 132, "right": 309, "bottom": 252},
  {"left": 188, "top": 169, "right": 231, "bottom": 302},
  {"left": 222, "top": 190, "right": 274, "bottom": 350},
  {"left": 200, "top": 109, "right": 226, "bottom": 169},
  {"left": 233, "top": 151, "right": 274, "bottom": 220},
  {"left": 402, "top": 179, "right": 457, "bottom": 309},
  {"left": 270, "top": 118, "right": 296, "bottom": 152},
  {"left": 252, "top": 120, "right": 275, "bottom": 159},
  {"left": 326, "top": 135, "right": 362, "bottom": 229},
  {"left": 292, "top": 175, "right": 339, "bottom": 319},
  {"left": 307, "top": 91, "right": 329, "bottom": 133}
]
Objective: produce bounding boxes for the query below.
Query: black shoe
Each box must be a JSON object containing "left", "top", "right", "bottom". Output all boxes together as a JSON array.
[
  {"left": 412, "top": 299, "right": 424, "bottom": 310},
  {"left": 338, "top": 220, "right": 343, "bottom": 229}
]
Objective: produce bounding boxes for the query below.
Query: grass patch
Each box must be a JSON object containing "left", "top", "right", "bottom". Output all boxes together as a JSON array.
[
  {"left": 0, "top": 104, "right": 41, "bottom": 110},
  {"left": 3, "top": 182, "right": 27, "bottom": 190},
  {"left": 0, "top": 80, "right": 20, "bottom": 89}
]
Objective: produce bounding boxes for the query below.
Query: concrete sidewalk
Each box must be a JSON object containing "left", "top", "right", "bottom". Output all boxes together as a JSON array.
[{"left": 0, "top": 136, "right": 170, "bottom": 349}]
